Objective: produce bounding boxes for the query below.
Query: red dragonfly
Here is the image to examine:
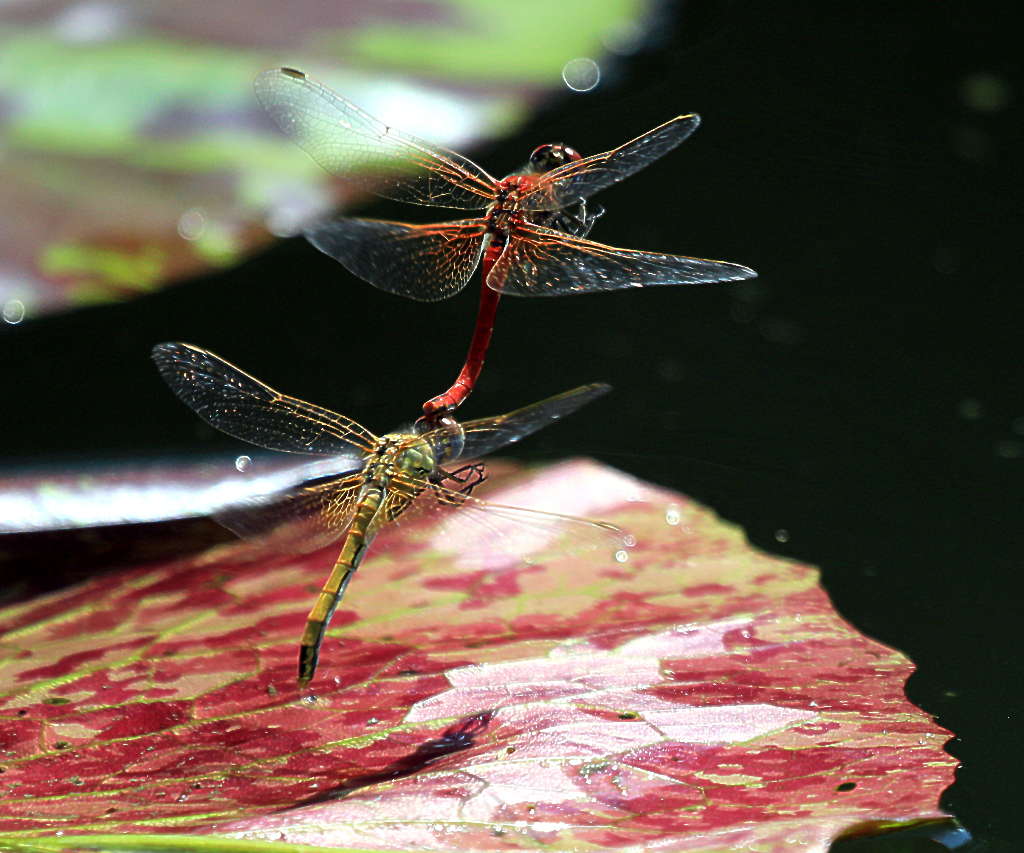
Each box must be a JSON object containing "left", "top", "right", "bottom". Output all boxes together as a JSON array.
[{"left": 255, "top": 68, "right": 755, "bottom": 420}]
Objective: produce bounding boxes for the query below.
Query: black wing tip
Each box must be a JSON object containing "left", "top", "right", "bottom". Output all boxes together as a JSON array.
[
  {"left": 255, "top": 66, "right": 306, "bottom": 81},
  {"left": 253, "top": 67, "right": 307, "bottom": 98},
  {"left": 151, "top": 341, "right": 204, "bottom": 364},
  {"left": 152, "top": 340, "right": 190, "bottom": 354}
]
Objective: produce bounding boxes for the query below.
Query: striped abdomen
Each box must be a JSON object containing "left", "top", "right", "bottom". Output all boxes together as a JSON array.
[{"left": 297, "top": 485, "right": 382, "bottom": 687}]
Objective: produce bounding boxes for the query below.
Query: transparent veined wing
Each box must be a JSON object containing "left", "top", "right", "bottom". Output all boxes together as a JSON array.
[
  {"left": 446, "top": 382, "right": 612, "bottom": 461},
  {"left": 152, "top": 343, "right": 379, "bottom": 455},
  {"left": 519, "top": 115, "right": 701, "bottom": 212},
  {"left": 489, "top": 222, "right": 757, "bottom": 296},
  {"left": 381, "top": 482, "right": 429, "bottom": 523},
  {"left": 214, "top": 474, "right": 363, "bottom": 552},
  {"left": 304, "top": 217, "right": 487, "bottom": 302},
  {"left": 254, "top": 68, "right": 498, "bottom": 210},
  {"left": 384, "top": 474, "right": 631, "bottom": 571}
]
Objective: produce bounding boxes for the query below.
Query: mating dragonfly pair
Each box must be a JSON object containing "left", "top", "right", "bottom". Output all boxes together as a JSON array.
[{"left": 155, "top": 68, "right": 755, "bottom": 687}]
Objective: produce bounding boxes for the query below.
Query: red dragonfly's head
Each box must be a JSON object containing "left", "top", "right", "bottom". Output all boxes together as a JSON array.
[{"left": 528, "top": 142, "right": 582, "bottom": 174}]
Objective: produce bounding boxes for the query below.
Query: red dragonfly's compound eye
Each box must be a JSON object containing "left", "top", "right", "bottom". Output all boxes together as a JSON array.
[{"left": 529, "top": 143, "right": 582, "bottom": 173}]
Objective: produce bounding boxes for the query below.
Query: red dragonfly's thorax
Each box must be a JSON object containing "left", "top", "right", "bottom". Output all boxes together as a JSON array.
[{"left": 487, "top": 173, "right": 541, "bottom": 236}]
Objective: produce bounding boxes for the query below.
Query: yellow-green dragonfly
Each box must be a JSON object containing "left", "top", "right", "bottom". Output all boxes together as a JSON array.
[{"left": 152, "top": 343, "right": 626, "bottom": 687}]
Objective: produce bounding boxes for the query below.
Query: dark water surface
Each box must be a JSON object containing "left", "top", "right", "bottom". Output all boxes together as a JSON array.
[{"left": 1, "top": 2, "right": 1019, "bottom": 848}]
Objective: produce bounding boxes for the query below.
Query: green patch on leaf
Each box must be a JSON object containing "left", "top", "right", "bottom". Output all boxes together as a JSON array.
[
  {"left": 41, "top": 244, "right": 166, "bottom": 297},
  {"left": 0, "top": 834, "right": 377, "bottom": 853},
  {"left": 330, "top": 0, "right": 647, "bottom": 82}
]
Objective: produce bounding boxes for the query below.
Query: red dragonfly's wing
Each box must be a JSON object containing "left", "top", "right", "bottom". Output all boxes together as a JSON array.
[
  {"left": 518, "top": 115, "right": 701, "bottom": 212},
  {"left": 152, "top": 343, "right": 380, "bottom": 455},
  {"left": 305, "top": 217, "right": 487, "bottom": 302},
  {"left": 255, "top": 68, "right": 498, "bottom": 210},
  {"left": 488, "top": 222, "right": 756, "bottom": 296}
]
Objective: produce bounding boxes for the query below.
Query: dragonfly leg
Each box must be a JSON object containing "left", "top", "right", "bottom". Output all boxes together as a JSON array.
[
  {"left": 577, "top": 200, "right": 605, "bottom": 238},
  {"left": 563, "top": 199, "right": 605, "bottom": 238},
  {"left": 434, "top": 462, "right": 487, "bottom": 502}
]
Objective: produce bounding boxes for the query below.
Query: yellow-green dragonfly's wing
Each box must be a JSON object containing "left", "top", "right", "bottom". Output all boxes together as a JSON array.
[
  {"left": 213, "top": 473, "right": 364, "bottom": 551},
  {"left": 442, "top": 382, "right": 612, "bottom": 462},
  {"left": 152, "top": 342, "right": 380, "bottom": 455},
  {"left": 385, "top": 472, "right": 630, "bottom": 568}
]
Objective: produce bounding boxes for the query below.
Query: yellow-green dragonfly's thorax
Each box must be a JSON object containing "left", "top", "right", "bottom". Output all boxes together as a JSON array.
[
  {"left": 368, "top": 418, "right": 467, "bottom": 487},
  {"left": 368, "top": 434, "right": 438, "bottom": 486}
]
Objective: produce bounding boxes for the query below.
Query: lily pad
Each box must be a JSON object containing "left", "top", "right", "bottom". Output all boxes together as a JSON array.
[
  {"left": 0, "top": 459, "right": 955, "bottom": 850},
  {"left": 0, "top": 0, "right": 650, "bottom": 320}
]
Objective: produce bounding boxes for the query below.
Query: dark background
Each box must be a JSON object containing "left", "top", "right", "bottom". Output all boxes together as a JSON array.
[{"left": 1, "top": 2, "right": 1019, "bottom": 848}]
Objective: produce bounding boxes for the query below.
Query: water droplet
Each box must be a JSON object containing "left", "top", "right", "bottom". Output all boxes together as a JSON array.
[
  {"left": 808, "top": 700, "right": 820, "bottom": 708},
  {"left": 614, "top": 549, "right": 629, "bottom": 564},
  {"left": 665, "top": 506, "right": 681, "bottom": 526},
  {"left": 603, "top": 20, "right": 645, "bottom": 55},
  {"left": 235, "top": 455, "right": 252, "bottom": 472},
  {"left": 2, "top": 299, "right": 25, "bottom": 325},
  {"left": 54, "top": 831, "right": 64, "bottom": 837},
  {"left": 995, "top": 440, "right": 1022, "bottom": 459},
  {"left": 562, "top": 57, "right": 600, "bottom": 92},
  {"left": 264, "top": 186, "right": 332, "bottom": 238},
  {"left": 177, "top": 207, "right": 207, "bottom": 241},
  {"left": 774, "top": 528, "right": 790, "bottom": 543},
  {"left": 958, "top": 398, "right": 983, "bottom": 420},
  {"left": 53, "top": 2, "right": 126, "bottom": 43},
  {"left": 959, "top": 72, "right": 1012, "bottom": 113},
  {"left": 367, "top": 717, "right": 380, "bottom": 725}
]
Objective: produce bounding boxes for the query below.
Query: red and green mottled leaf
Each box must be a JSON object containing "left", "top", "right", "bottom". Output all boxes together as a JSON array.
[{"left": 0, "top": 460, "right": 955, "bottom": 851}]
